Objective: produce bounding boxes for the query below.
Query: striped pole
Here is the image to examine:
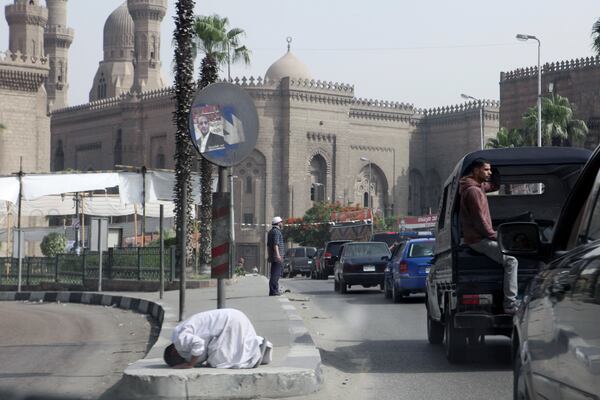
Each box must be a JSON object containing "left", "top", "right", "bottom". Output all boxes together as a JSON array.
[{"left": 212, "top": 191, "right": 231, "bottom": 308}]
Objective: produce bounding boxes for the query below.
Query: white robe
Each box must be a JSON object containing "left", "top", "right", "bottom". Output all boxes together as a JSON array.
[{"left": 171, "top": 308, "right": 263, "bottom": 368}]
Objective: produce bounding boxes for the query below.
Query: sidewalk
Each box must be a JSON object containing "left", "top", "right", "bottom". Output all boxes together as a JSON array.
[{"left": 111, "top": 274, "right": 323, "bottom": 399}]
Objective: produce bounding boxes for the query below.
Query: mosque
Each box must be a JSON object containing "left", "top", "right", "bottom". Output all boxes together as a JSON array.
[{"left": 1, "top": 1, "right": 598, "bottom": 269}]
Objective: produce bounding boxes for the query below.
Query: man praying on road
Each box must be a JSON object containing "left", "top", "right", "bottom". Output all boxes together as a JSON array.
[{"left": 163, "top": 308, "right": 272, "bottom": 369}]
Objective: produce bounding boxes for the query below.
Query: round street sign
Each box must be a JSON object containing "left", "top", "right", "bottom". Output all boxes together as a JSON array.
[{"left": 188, "top": 82, "right": 259, "bottom": 167}]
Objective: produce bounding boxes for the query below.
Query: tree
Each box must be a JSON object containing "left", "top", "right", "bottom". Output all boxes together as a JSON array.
[
  {"left": 283, "top": 202, "right": 363, "bottom": 248},
  {"left": 172, "top": 0, "right": 196, "bottom": 270},
  {"left": 486, "top": 127, "right": 525, "bottom": 148},
  {"left": 40, "top": 233, "right": 67, "bottom": 257},
  {"left": 192, "top": 14, "right": 250, "bottom": 270},
  {"left": 592, "top": 17, "right": 600, "bottom": 56},
  {"left": 522, "top": 94, "right": 589, "bottom": 147}
]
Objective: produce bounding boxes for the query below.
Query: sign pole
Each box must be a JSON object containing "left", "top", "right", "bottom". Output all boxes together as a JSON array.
[
  {"left": 159, "top": 204, "right": 164, "bottom": 300},
  {"left": 217, "top": 166, "right": 227, "bottom": 309},
  {"left": 98, "top": 220, "right": 103, "bottom": 291}
]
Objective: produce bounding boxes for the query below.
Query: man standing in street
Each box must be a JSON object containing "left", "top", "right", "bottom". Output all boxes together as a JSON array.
[
  {"left": 459, "top": 158, "right": 519, "bottom": 314},
  {"left": 267, "top": 216, "right": 284, "bottom": 296}
]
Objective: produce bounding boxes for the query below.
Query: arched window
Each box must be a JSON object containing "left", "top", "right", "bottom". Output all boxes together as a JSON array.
[
  {"left": 309, "top": 154, "right": 327, "bottom": 202},
  {"left": 363, "top": 192, "right": 369, "bottom": 208},
  {"left": 245, "top": 176, "right": 252, "bottom": 194}
]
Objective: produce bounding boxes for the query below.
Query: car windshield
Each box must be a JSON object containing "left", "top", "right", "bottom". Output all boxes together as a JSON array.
[
  {"left": 344, "top": 243, "right": 390, "bottom": 257},
  {"left": 407, "top": 242, "right": 435, "bottom": 258},
  {"left": 294, "top": 248, "right": 305, "bottom": 257}
]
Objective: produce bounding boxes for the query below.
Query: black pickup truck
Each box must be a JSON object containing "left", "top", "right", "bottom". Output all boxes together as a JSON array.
[{"left": 425, "top": 147, "right": 591, "bottom": 363}]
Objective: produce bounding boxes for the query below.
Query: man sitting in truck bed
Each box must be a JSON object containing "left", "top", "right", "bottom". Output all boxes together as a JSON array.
[{"left": 459, "top": 158, "right": 519, "bottom": 314}]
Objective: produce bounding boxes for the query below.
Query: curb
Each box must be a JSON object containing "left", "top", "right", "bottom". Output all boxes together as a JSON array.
[{"left": 0, "top": 288, "right": 323, "bottom": 400}]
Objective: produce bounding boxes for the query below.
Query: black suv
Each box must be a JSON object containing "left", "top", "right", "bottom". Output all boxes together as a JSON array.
[
  {"left": 316, "top": 240, "right": 351, "bottom": 279},
  {"left": 283, "top": 247, "right": 317, "bottom": 277}
]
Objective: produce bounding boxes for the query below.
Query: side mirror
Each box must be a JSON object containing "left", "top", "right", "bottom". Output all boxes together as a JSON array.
[
  {"left": 381, "top": 255, "right": 390, "bottom": 261},
  {"left": 331, "top": 255, "right": 339, "bottom": 262},
  {"left": 498, "top": 222, "right": 541, "bottom": 256}
]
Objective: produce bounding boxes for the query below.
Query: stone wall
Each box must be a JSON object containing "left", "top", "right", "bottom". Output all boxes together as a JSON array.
[{"left": 500, "top": 55, "right": 600, "bottom": 148}]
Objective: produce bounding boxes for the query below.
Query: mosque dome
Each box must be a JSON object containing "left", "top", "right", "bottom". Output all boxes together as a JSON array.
[
  {"left": 265, "top": 49, "right": 312, "bottom": 82},
  {"left": 103, "top": 2, "right": 134, "bottom": 61}
]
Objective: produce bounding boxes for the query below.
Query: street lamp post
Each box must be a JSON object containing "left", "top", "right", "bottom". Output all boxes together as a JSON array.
[
  {"left": 461, "top": 93, "right": 484, "bottom": 149},
  {"left": 516, "top": 33, "right": 542, "bottom": 147},
  {"left": 360, "top": 156, "right": 372, "bottom": 211}
]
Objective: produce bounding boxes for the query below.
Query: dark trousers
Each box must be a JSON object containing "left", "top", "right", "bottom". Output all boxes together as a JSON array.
[{"left": 269, "top": 262, "right": 282, "bottom": 295}]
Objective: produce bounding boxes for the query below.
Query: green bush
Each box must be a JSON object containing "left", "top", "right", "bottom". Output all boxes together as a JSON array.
[{"left": 40, "top": 232, "right": 67, "bottom": 257}]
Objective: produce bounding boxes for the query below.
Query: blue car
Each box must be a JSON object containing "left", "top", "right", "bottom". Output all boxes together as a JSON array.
[{"left": 384, "top": 238, "right": 435, "bottom": 302}]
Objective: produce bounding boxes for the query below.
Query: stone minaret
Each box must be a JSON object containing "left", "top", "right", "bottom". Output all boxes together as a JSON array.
[
  {"left": 44, "top": 0, "right": 74, "bottom": 111},
  {"left": 5, "top": 0, "right": 48, "bottom": 59},
  {"left": 127, "top": 0, "right": 167, "bottom": 93}
]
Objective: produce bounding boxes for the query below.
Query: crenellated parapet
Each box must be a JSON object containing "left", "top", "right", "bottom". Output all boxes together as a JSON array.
[
  {"left": 501, "top": 55, "right": 600, "bottom": 81},
  {"left": 417, "top": 100, "right": 500, "bottom": 117},
  {"left": 350, "top": 97, "right": 415, "bottom": 122},
  {"left": 0, "top": 50, "right": 48, "bottom": 92}
]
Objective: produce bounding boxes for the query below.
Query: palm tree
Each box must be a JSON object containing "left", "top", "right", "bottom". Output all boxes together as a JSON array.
[
  {"left": 486, "top": 127, "right": 525, "bottom": 148},
  {"left": 522, "top": 94, "right": 589, "bottom": 147},
  {"left": 592, "top": 17, "right": 600, "bottom": 56},
  {"left": 192, "top": 14, "right": 250, "bottom": 272},
  {"left": 172, "top": 0, "right": 196, "bottom": 271}
]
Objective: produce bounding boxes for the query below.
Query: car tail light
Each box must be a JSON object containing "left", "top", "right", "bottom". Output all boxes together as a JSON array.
[
  {"left": 324, "top": 252, "right": 332, "bottom": 259},
  {"left": 461, "top": 294, "right": 493, "bottom": 305},
  {"left": 399, "top": 262, "right": 408, "bottom": 273}
]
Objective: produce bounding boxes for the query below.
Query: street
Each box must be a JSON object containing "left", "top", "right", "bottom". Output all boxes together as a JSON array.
[
  {"left": 282, "top": 276, "right": 513, "bottom": 400},
  {"left": 0, "top": 302, "right": 158, "bottom": 400}
]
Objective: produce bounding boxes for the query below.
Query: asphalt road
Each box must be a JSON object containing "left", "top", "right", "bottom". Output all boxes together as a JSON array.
[
  {"left": 281, "top": 277, "right": 513, "bottom": 400},
  {"left": 0, "top": 301, "right": 158, "bottom": 400}
]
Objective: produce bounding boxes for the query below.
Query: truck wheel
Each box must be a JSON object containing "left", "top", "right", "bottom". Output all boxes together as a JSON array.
[
  {"left": 444, "top": 307, "right": 466, "bottom": 363},
  {"left": 384, "top": 279, "right": 392, "bottom": 299},
  {"left": 427, "top": 308, "right": 444, "bottom": 345},
  {"left": 340, "top": 278, "right": 348, "bottom": 294}
]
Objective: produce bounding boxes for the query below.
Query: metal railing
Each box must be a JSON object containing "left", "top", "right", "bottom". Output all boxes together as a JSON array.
[{"left": 0, "top": 247, "right": 186, "bottom": 286}]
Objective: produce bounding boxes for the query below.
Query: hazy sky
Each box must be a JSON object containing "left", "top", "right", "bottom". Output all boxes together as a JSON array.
[{"left": 1, "top": 0, "right": 598, "bottom": 108}]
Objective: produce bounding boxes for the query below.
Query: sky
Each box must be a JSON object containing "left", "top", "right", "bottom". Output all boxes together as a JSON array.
[{"left": 1, "top": 0, "right": 598, "bottom": 108}]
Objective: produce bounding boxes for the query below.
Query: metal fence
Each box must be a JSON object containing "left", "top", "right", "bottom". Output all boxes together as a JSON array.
[{"left": 0, "top": 246, "right": 184, "bottom": 286}]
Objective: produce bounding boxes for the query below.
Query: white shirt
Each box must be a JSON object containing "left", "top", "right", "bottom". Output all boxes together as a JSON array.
[{"left": 171, "top": 308, "right": 263, "bottom": 368}]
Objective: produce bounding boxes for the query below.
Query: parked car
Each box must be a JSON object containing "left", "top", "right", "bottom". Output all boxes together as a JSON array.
[
  {"left": 333, "top": 241, "right": 391, "bottom": 294},
  {"left": 426, "top": 146, "right": 592, "bottom": 363},
  {"left": 284, "top": 247, "right": 317, "bottom": 277},
  {"left": 310, "top": 248, "right": 324, "bottom": 279},
  {"left": 316, "top": 240, "right": 352, "bottom": 279},
  {"left": 509, "top": 144, "right": 600, "bottom": 399},
  {"left": 384, "top": 238, "right": 435, "bottom": 302}
]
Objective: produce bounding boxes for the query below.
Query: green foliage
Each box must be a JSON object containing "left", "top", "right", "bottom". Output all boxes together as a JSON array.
[
  {"left": 593, "top": 18, "right": 600, "bottom": 56},
  {"left": 486, "top": 127, "right": 525, "bottom": 148},
  {"left": 374, "top": 214, "right": 399, "bottom": 232},
  {"left": 283, "top": 202, "right": 363, "bottom": 248},
  {"left": 522, "top": 94, "right": 589, "bottom": 146},
  {"left": 234, "top": 266, "right": 246, "bottom": 276},
  {"left": 147, "top": 229, "right": 176, "bottom": 247},
  {"left": 40, "top": 232, "right": 67, "bottom": 257}
]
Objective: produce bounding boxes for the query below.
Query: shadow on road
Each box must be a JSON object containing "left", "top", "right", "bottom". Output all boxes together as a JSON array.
[{"left": 319, "top": 338, "right": 512, "bottom": 374}]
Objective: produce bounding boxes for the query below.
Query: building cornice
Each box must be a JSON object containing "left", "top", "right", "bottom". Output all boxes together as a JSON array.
[{"left": 501, "top": 55, "right": 600, "bottom": 82}]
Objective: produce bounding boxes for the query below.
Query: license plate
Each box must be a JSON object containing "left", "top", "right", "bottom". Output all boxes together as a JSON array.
[{"left": 363, "top": 265, "right": 375, "bottom": 272}]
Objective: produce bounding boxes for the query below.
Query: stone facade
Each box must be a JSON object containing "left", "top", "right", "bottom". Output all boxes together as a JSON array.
[
  {"left": 500, "top": 56, "right": 600, "bottom": 147},
  {"left": 51, "top": 74, "right": 497, "bottom": 269}
]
